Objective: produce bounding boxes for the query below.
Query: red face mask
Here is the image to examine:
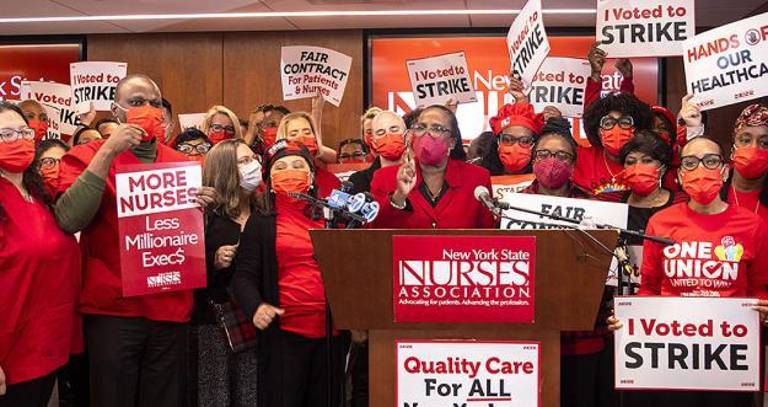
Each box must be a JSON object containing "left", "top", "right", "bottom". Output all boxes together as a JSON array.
[
  {"left": 681, "top": 166, "right": 724, "bottom": 205},
  {"left": 373, "top": 133, "right": 406, "bottom": 161},
  {"left": 621, "top": 163, "right": 660, "bottom": 196},
  {"left": 0, "top": 139, "right": 35, "bottom": 173},
  {"left": 261, "top": 127, "right": 278, "bottom": 147},
  {"left": 126, "top": 105, "right": 166, "bottom": 142},
  {"left": 733, "top": 146, "right": 768, "bottom": 180},
  {"left": 208, "top": 130, "right": 231, "bottom": 145},
  {"left": 601, "top": 127, "right": 634, "bottom": 156},
  {"left": 498, "top": 143, "right": 532, "bottom": 173},
  {"left": 271, "top": 169, "right": 311, "bottom": 195},
  {"left": 296, "top": 135, "right": 318, "bottom": 156},
  {"left": 412, "top": 133, "right": 449, "bottom": 166},
  {"left": 532, "top": 157, "right": 572, "bottom": 189},
  {"left": 28, "top": 119, "right": 49, "bottom": 142}
]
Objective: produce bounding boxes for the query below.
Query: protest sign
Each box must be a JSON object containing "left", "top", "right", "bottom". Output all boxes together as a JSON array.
[
  {"left": 178, "top": 113, "right": 206, "bottom": 131},
  {"left": 597, "top": 0, "right": 696, "bottom": 57},
  {"left": 499, "top": 192, "right": 628, "bottom": 230},
  {"left": 684, "top": 12, "right": 768, "bottom": 110},
  {"left": 70, "top": 61, "right": 127, "bottom": 113},
  {"left": 393, "top": 235, "right": 535, "bottom": 323},
  {"left": 506, "top": 0, "right": 550, "bottom": 86},
  {"left": 397, "top": 340, "right": 540, "bottom": 407},
  {"left": 116, "top": 162, "right": 206, "bottom": 297},
  {"left": 20, "top": 80, "right": 81, "bottom": 136},
  {"left": 406, "top": 52, "right": 477, "bottom": 107},
  {"left": 530, "top": 57, "right": 591, "bottom": 118},
  {"left": 491, "top": 174, "right": 536, "bottom": 203},
  {"left": 614, "top": 296, "right": 761, "bottom": 391},
  {"left": 281, "top": 46, "right": 352, "bottom": 107}
]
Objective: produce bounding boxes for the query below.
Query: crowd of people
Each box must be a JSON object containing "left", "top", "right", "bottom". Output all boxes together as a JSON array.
[{"left": 1, "top": 42, "right": 768, "bottom": 407}]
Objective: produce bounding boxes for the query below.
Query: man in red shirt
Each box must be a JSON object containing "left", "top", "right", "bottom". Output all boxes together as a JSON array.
[{"left": 55, "top": 74, "right": 215, "bottom": 407}]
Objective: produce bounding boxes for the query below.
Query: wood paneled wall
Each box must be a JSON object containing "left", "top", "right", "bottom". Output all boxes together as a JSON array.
[{"left": 87, "top": 30, "right": 364, "bottom": 150}]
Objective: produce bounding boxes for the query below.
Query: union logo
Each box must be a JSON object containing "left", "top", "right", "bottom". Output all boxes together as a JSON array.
[{"left": 714, "top": 236, "right": 744, "bottom": 262}]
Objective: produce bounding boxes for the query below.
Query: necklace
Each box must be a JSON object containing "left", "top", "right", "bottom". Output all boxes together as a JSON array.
[
  {"left": 602, "top": 152, "right": 618, "bottom": 183},
  {"left": 732, "top": 184, "right": 760, "bottom": 214}
]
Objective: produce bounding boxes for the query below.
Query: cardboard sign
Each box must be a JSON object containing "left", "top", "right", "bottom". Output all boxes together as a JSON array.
[
  {"left": 397, "top": 340, "right": 541, "bottom": 407},
  {"left": 406, "top": 52, "right": 477, "bottom": 107},
  {"left": 70, "top": 61, "right": 127, "bottom": 113},
  {"left": 499, "top": 192, "right": 628, "bottom": 230},
  {"left": 506, "top": 0, "right": 550, "bottom": 86},
  {"left": 178, "top": 113, "right": 206, "bottom": 131},
  {"left": 393, "top": 235, "right": 536, "bottom": 323},
  {"left": 491, "top": 174, "right": 536, "bottom": 203},
  {"left": 597, "top": 0, "right": 696, "bottom": 57},
  {"left": 280, "top": 46, "right": 352, "bottom": 107},
  {"left": 684, "top": 12, "right": 768, "bottom": 110},
  {"left": 614, "top": 296, "right": 761, "bottom": 391},
  {"left": 19, "top": 80, "right": 81, "bottom": 135},
  {"left": 115, "top": 162, "right": 206, "bottom": 297},
  {"left": 530, "top": 57, "right": 592, "bottom": 118}
]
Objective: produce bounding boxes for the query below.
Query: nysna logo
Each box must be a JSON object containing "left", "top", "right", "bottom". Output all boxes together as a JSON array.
[
  {"left": 147, "top": 271, "right": 181, "bottom": 288},
  {"left": 662, "top": 237, "right": 743, "bottom": 287}
]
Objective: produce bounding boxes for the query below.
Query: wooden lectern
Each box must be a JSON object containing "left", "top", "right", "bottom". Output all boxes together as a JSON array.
[{"left": 310, "top": 229, "right": 618, "bottom": 407}]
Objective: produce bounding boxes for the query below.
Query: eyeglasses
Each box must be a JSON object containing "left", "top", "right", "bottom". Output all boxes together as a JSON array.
[
  {"left": 411, "top": 123, "right": 451, "bottom": 138},
  {"left": 0, "top": 127, "right": 35, "bottom": 143},
  {"left": 600, "top": 115, "right": 635, "bottom": 130},
  {"left": 176, "top": 142, "right": 212, "bottom": 155},
  {"left": 210, "top": 124, "right": 236, "bottom": 134},
  {"left": 680, "top": 154, "right": 724, "bottom": 171},
  {"left": 499, "top": 134, "right": 533, "bottom": 146},
  {"left": 39, "top": 157, "right": 60, "bottom": 170},
  {"left": 534, "top": 149, "right": 574, "bottom": 162},
  {"left": 374, "top": 126, "right": 404, "bottom": 137}
]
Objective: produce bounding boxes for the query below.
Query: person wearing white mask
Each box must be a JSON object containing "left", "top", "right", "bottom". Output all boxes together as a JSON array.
[{"left": 192, "top": 139, "right": 261, "bottom": 406}]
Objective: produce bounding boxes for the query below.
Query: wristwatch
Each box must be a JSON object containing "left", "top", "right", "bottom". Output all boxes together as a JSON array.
[{"left": 389, "top": 194, "right": 407, "bottom": 210}]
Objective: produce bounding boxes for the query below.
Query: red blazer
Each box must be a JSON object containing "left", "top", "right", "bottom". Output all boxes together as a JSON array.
[
  {"left": 370, "top": 159, "right": 496, "bottom": 229},
  {"left": 57, "top": 140, "right": 194, "bottom": 323}
]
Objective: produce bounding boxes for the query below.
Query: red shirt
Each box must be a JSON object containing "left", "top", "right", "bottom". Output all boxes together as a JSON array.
[
  {"left": 573, "top": 145, "right": 629, "bottom": 195},
  {"left": 0, "top": 178, "right": 81, "bottom": 385},
  {"left": 315, "top": 167, "right": 341, "bottom": 197},
  {"left": 639, "top": 202, "right": 768, "bottom": 298},
  {"left": 274, "top": 196, "right": 332, "bottom": 338},
  {"left": 727, "top": 187, "right": 768, "bottom": 223},
  {"left": 370, "top": 159, "right": 496, "bottom": 229},
  {"left": 57, "top": 140, "right": 194, "bottom": 322}
]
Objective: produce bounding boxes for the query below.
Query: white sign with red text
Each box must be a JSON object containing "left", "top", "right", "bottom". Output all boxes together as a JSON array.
[
  {"left": 614, "top": 296, "right": 761, "bottom": 391},
  {"left": 506, "top": 0, "right": 550, "bottom": 86},
  {"left": 20, "top": 80, "right": 81, "bottom": 135},
  {"left": 683, "top": 12, "right": 768, "bottom": 110},
  {"left": 397, "top": 340, "right": 541, "bottom": 407},
  {"left": 530, "top": 57, "right": 592, "bottom": 118},
  {"left": 70, "top": 61, "right": 127, "bottom": 113},
  {"left": 280, "top": 46, "right": 352, "bottom": 107},
  {"left": 406, "top": 52, "right": 477, "bottom": 107},
  {"left": 115, "top": 162, "right": 206, "bottom": 297},
  {"left": 597, "top": 0, "right": 696, "bottom": 57}
]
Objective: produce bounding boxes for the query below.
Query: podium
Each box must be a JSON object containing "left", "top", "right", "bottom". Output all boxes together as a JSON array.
[{"left": 310, "top": 229, "right": 618, "bottom": 407}]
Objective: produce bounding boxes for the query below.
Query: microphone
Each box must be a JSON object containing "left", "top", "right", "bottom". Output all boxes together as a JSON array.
[{"left": 474, "top": 186, "right": 499, "bottom": 213}]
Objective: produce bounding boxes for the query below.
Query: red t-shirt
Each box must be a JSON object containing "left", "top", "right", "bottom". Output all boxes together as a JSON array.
[
  {"left": 573, "top": 145, "right": 629, "bottom": 195},
  {"left": 727, "top": 187, "right": 768, "bottom": 223},
  {"left": 0, "top": 178, "right": 81, "bottom": 385},
  {"left": 638, "top": 202, "right": 768, "bottom": 298},
  {"left": 275, "top": 196, "right": 329, "bottom": 338}
]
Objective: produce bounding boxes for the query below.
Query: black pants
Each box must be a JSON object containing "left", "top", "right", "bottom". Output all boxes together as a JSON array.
[
  {"left": 0, "top": 372, "right": 56, "bottom": 407},
  {"left": 260, "top": 329, "right": 346, "bottom": 407},
  {"left": 561, "top": 345, "right": 616, "bottom": 407},
  {"left": 85, "top": 314, "right": 186, "bottom": 407},
  {"left": 58, "top": 353, "right": 90, "bottom": 407},
  {"left": 348, "top": 342, "right": 369, "bottom": 407}
]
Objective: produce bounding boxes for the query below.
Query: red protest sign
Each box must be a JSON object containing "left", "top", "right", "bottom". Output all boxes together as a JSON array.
[
  {"left": 392, "top": 235, "right": 536, "bottom": 323},
  {"left": 115, "top": 161, "right": 206, "bottom": 297}
]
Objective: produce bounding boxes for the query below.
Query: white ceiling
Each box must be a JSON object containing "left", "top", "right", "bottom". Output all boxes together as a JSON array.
[{"left": 0, "top": 0, "right": 763, "bottom": 35}]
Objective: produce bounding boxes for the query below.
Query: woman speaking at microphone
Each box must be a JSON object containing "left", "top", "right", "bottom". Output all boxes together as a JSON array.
[
  {"left": 607, "top": 137, "right": 768, "bottom": 407},
  {"left": 232, "top": 140, "right": 346, "bottom": 407},
  {"left": 0, "top": 102, "right": 81, "bottom": 406},
  {"left": 370, "top": 104, "right": 495, "bottom": 229}
]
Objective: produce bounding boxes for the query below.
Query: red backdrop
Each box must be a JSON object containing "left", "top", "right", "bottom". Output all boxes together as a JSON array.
[{"left": 0, "top": 43, "right": 81, "bottom": 101}]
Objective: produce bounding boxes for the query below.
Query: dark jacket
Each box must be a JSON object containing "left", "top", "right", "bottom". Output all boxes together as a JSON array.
[{"left": 347, "top": 158, "right": 382, "bottom": 194}]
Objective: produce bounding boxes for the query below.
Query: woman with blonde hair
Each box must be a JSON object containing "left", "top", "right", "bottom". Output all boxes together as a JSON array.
[
  {"left": 202, "top": 105, "right": 243, "bottom": 145},
  {"left": 191, "top": 138, "right": 261, "bottom": 406},
  {"left": 276, "top": 111, "right": 340, "bottom": 195}
]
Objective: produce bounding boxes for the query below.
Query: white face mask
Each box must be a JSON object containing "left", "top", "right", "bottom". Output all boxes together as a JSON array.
[{"left": 238, "top": 160, "right": 262, "bottom": 193}]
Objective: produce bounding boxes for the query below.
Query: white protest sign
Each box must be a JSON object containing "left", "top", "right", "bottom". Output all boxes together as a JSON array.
[
  {"left": 406, "top": 52, "right": 477, "bottom": 107},
  {"left": 281, "top": 46, "right": 352, "bottom": 107},
  {"left": 178, "top": 113, "right": 206, "bottom": 131},
  {"left": 397, "top": 340, "right": 540, "bottom": 407},
  {"left": 499, "top": 192, "right": 628, "bottom": 230},
  {"left": 684, "top": 12, "right": 768, "bottom": 111},
  {"left": 614, "top": 296, "right": 761, "bottom": 391},
  {"left": 41, "top": 105, "right": 62, "bottom": 140},
  {"left": 597, "top": 0, "right": 696, "bottom": 57},
  {"left": 20, "top": 81, "right": 81, "bottom": 135},
  {"left": 530, "top": 57, "right": 591, "bottom": 118},
  {"left": 70, "top": 61, "right": 127, "bottom": 113},
  {"left": 506, "top": 0, "right": 550, "bottom": 86},
  {"left": 492, "top": 174, "right": 536, "bottom": 203}
]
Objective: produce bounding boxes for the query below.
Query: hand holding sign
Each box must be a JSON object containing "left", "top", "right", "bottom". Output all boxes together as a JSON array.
[
  {"left": 79, "top": 102, "right": 97, "bottom": 127},
  {"left": 587, "top": 42, "right": 608, "bottom": 81},
  {"left": 253, "top": 303, "right": 285, "bottom": 330},
  {"left": 679, "top": 94, "right": 703, "bottom": 127},
  {"left": 507, "top": 75, "right": 529, "bottom": 103},
  {"left": 191, "top": 186, "right": 216, "bottom": 210}
]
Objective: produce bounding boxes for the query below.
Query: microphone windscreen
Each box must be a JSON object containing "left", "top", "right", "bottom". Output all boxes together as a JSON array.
[{"left": 474, "top": 185, "right": 490, "bottom": 201}]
